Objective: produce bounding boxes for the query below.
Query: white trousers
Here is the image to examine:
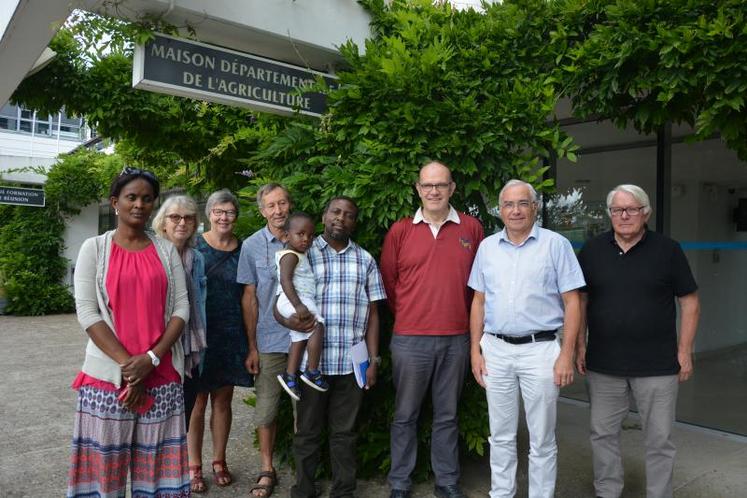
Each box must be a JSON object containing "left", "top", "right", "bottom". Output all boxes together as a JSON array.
[{"left": 481, "top": 333, "right": 561, "bottom": 498}]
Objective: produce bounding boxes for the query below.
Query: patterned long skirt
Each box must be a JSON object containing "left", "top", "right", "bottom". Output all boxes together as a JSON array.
[{"left": 66, "top": 383, "right": 190, "bottom": 498}]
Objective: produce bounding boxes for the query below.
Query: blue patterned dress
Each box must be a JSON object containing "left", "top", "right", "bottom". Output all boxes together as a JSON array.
[{"left": 195, "top": 236, "right": 254, "bottom": 389}]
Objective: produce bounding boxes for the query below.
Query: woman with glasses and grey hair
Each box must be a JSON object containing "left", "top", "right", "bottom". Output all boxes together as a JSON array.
[
  {"left": 152, "top": 195, "right": 209, "bottom": 492},
  {"left": 189, "top": 188, "right": 254, "bottom": 491}
]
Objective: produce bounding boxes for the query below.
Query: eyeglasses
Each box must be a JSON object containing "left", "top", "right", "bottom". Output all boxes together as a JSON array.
[
  {"left": 120, "top": 166, "right": 157, "bottom": 181},
  {"left": 418, "top": 182, "right": 451, "bottom": 192},
  {"left": 166, "top": 214, "right": 196, "bottom": 224},
  {"left": 501, "top": 200, "right": 534, "bottom": 210},
  {"left": 211, "top": 208, "right": 238, "bottom": 219},
  {"left": 609, "top": 206, "right": 646, "bottom": 217}
]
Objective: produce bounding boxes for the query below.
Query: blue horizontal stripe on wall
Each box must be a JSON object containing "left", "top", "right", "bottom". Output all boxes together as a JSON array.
[
  {"left": 570, "top": 241, "right": 747, "bottom": 250},
  {"left": 680, "top": 241, "right": 747, "bottom": 250}
]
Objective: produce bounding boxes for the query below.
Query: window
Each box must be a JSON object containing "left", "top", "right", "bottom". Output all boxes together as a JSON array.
[
  {"left": 35, "top": 114, "right": 53, "bottom": 137},
  {"left": 58, "top": 115, "right": 83, "bottom": 139},
  {"left": 0, "top": 104, "right": 19, "bottom": 131},
  {"left": 18, "top": 109, "right": 33, "bottom": 133},
  {"left": 0, "top": 104, "right": 87, "bottom": 141}
]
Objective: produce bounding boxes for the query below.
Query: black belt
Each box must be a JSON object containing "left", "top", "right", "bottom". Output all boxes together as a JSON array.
[{"left": 486, "top": 330, "right": 556, "bottom": 344}]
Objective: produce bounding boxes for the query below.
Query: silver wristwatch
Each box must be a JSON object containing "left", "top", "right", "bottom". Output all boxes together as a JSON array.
[{"left": 147, "top": 350, "right": 160, "bottom": 367}]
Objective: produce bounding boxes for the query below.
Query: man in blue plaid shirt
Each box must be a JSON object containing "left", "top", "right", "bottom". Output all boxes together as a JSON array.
[{"left": 276, "top": 196, "right": 386, "bottom": 498}]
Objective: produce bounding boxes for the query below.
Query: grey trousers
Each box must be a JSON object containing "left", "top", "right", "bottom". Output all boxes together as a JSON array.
[
  {"left": 587, "top": 371, "right": 679, "bottom": 498},
  {"left": 388, "top": 334, "right": 470, "bottom": 491}
]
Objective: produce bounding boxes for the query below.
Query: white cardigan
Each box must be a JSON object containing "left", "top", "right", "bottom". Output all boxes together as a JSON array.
[{"left": 74, "top": 230, "right": 189, "bottom": 388}]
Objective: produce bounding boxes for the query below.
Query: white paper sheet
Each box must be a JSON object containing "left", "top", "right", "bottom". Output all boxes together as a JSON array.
[{"left": 351, "top": 340, "right": 369, "bottom": 389}]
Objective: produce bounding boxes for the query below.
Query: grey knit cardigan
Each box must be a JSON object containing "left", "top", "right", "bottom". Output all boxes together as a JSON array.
[{"left": 73, "top": 230, "right": 189, "bottom": 388}]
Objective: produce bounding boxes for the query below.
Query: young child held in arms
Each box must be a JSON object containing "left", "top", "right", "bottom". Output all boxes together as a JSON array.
[{"left": 275, "top": 212, "right": 327, "bottom": 400}]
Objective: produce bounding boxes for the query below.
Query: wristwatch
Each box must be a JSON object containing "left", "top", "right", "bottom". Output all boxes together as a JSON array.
[
  {"left": 370, "top": 355, "right": 382, "bottom": 366},
  {"left": 147, "top": 350, "right": 161, "bottom": 367}
]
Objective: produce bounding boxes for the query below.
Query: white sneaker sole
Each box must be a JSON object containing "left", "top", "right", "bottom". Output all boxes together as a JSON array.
[
  {"left": 276, "top": 374, "right": 301, "bottom": 401},
  {"left": 300, "top": 374, "right": 329, "bottom": 392}
]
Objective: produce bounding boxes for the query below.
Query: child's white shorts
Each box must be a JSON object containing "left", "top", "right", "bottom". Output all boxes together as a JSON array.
[{"left": 277, "top": 293, "right": 324, "bottom": 342}]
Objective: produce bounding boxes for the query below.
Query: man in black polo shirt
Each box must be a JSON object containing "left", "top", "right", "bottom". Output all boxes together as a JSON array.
[{"left": 576, "top": 184, "right": 700, "bottom": 498}]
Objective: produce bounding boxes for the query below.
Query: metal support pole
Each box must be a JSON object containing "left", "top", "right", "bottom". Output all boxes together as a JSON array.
[
  {"left": 542, "top": 151, "right": 557, "bottom": 228},
  {"left": 656, "top": 122, "right": 672, "bottom": 234}
]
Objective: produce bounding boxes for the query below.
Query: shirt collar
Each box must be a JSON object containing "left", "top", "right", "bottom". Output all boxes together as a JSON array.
[
  {"left": 497, "top": 223, "right": 539, "bottom": 246},
  {"left": 413, "top": 205, "right": 460, "bottom": 225},
  {"left": 607, "top": 227, "right": 649, "bottom": 250},
  {"left": 316, "top": 235, "right": 354, "bottom": 254},
  {"left": 262, "top": 225, "right": 282, "bottom": 243}
]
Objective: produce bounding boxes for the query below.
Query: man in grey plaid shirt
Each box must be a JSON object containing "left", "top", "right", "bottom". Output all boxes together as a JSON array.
[{"left": 275, "top": 196, "right": 386, "bottom": 498}]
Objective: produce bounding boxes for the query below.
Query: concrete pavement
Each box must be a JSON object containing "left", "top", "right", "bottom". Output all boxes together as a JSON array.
[{"left": 0, "top": 314, "right": 745, "bottom": 497}]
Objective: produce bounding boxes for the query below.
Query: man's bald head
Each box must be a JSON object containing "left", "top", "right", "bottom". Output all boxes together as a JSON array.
[
  {"left": 419, "top": 161, "right": 453, "bottom": 183},
  {"left": 416, "top": 161, "right": 456, "bottom": 216}
]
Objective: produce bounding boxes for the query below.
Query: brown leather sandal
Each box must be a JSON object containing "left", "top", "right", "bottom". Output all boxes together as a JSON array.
[
  {"left": 249, "top": 468, "right": 278, "bottom": 497},
  {"left": 212, "top": 460, "right": 233, "bottom": 487},
  {"left": 189, "top": 464, "right": 207, "bottom": 494}
]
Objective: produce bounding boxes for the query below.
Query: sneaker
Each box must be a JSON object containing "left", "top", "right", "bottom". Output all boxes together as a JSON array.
[
  {"left": 277, "top": 373, "right": 301, "bottom": 401},
  {"left": 301, "top": 369, "right": 329, "bottom": 392}
]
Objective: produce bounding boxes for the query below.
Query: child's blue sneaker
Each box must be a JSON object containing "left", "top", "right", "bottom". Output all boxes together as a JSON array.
[
  {"left": 301, "top": 369, "right": 329, "bottom": 392},
  {"left": 277, "top": 372, "right": 301, "bottom": 401}
]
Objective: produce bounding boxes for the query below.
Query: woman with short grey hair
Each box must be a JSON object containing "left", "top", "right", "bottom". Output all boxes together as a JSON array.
[
  {"left": 205, "top": 188, "right": 240, "bottom": 220},
  {"left": 190, "top": 188, "right": 253, "bottom": 492},
  {"left": 152, "top": 194, "right": 208, "bottom": 492},
  {"left": 152, "top": 195, "right": 201, "bottom": 247}
]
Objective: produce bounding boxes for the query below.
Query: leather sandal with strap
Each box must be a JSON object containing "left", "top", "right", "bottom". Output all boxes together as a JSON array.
[
  {"left": 189, "top": 464, "right": 207, "bottom": 494},
  {"left": 250, "top": 468, "right": 278, "bottom": 497},
  {"left": 212, "top": 460, "right": 233, "bottom": 487}
]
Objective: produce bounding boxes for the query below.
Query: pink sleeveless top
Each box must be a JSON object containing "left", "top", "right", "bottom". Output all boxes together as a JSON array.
[{"left": 72, "top": 242, "right": 180, "bottom": 390}]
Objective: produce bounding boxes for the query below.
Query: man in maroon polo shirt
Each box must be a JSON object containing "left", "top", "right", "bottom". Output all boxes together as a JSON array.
[{"left": 380, "top": 161, "right": 484, "bottom": 498}]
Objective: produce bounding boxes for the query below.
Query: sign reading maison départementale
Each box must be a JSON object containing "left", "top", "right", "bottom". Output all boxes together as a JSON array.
[
  {"left": 133, "top": 33, "right": 338, "bottom": 117},
  {"left": 0, "top": 186, "right": 45, "bottom": 207}
]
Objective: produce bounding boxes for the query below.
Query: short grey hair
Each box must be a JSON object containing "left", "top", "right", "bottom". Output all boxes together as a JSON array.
[
  {"left": 606, "top": 184, "right": 652, "bottom": 217},
  {"left": 205, "top": 188, "right": 239, "bottom": 217},
  {"left": 256, "top": 183, "right": 290, "bottom": 209},
  {"left": 152, "top": 195, "right": 199, "bottom": 246},
  {"left": 498, "top": 179, "right": 539, "bottom": 205}
]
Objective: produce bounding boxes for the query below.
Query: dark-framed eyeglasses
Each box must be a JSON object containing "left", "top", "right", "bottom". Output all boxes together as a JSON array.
[
  {"left": 609, "top": 206, "right": 646, "bottom": 217},
  {"left": 417, "top": 182, "right": 452, "bottom": 192},
  {"left": 211, "top": 208, "right": 238, "bottom": 219},
  {"left": 166, "top": 214, "right": 196, "bottom": 224}
]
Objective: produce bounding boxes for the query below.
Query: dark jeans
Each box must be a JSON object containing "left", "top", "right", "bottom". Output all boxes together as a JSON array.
[
  {"left": 292, "top": 373, "right": 363, "bottom": 498},
  {"left": 388, "top": 334, "right": 470, "bottom": 490}
]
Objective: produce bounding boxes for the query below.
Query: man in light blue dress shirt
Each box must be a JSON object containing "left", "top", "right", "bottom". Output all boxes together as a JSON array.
[
  {"left": 237, "top": 183, "right": 292, "bottom": 497},
  {"left": 468, "top": 179, "right": 585, "bottom": 498}
]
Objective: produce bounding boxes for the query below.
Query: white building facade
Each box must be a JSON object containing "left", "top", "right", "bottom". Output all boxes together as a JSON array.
[{"left": 0, "top": 104, "right": 99, "bottom": 289}]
